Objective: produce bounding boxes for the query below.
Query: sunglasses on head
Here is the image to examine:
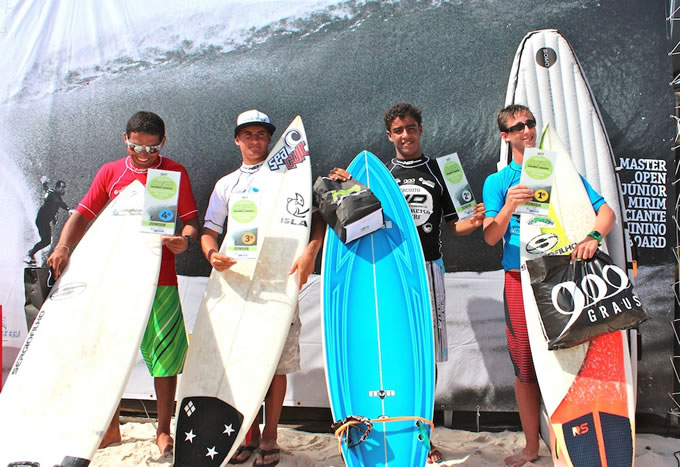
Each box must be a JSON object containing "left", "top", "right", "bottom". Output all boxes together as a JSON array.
[
  {"left": 505, "top": 119, "right": 536, "bottom": 133},
  {"left": 126, "top": 140, "right": 162, "bottom": 154}
]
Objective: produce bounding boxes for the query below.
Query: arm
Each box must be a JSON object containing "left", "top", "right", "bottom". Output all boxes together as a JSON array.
[
  {"left": 482, "top": 184, "right": 534, "bottom": 245},
  {"left": 570, "top": 203, "right": 616, "bottom": 261},
  {"left": 201, "top": 227, "right": 237, "bottom": 272},
  {"left": 161, "top": 217, "right": 200, "bottom": 254},
  {"left": 165, "top": 163, "right": 201, "bottom": 254},
  {"left": 447, "top": 202, "right": 486, "bottom": 236},
  {"left": 58, "top": 195, "right": 69, "bottom": 211},
  {"left": 46, "top": 210, "right": 91, "bottom": 279},
  {"left": 289, "top": 210, "right": 326, "bottom": 290}
]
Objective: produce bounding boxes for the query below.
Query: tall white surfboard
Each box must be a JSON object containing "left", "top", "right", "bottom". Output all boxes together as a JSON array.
[
  {"left": 174, "top": 116, "right": 312, "bottom": 467},
  {"left": 500, "top": 28, "right": 631, "bottom": 273},
  {"left": 0, "top": 180, "right": 162, "bottom": 466},
  {"left": 502, "top": 29, "right": 636, "bottom": 466}
]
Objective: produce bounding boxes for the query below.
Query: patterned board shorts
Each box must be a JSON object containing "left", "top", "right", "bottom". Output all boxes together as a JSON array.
[
  {"left": 140, "top": 285, "right": 188, "bottom": 377},
  {"left": 275, "top": 305, "right": 301, "bottom": 375},
  {"left": 427, "top": 258, "right": 448, "bottom": 362},
  {"left": 504, "top": 270, "right": 537, "bottom": 383}
]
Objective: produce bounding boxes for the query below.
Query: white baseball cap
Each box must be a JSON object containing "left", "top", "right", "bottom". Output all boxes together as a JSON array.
[{"left": 234, "top": 109, "right": 276, "bottom": 137}]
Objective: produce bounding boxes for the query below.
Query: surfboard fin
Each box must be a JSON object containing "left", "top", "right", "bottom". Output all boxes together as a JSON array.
[{"left": 415, "top": 419, "right": 432, "bottom": 451}]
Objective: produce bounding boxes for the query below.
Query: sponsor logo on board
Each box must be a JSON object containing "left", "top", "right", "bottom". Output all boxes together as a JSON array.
[
  {"left": 281, "top": 192, "right": 309, "bottom": 227},
  {"left": 286, "top": 193, "right": 309, "bottom": 218},
  {"left": 49, "top": 282, "right": 88, "bottom": 300},
  {"left": 11, "top": 309, "right": 46, "bottom": 375},
  {"left": 112, "top": 207, "right": 143, "bottom": 217},
  {"left": 369, "top": 389, "right": 396, "bottom": 398},
  {"left": 535, "top": 47, "right": 557, "bottom": 68},
  {"left": 571, "top": 422, "right": 590, "bottom": 436},
  {"left": 547, "top": 243, "right": 577, "bottom": 256},
  {"left": 528, "top": 216, "right": 554, "bottom": 227},
  {"left": 267, "top": 129, "right": 309, "bottom": 171},
  {"left": 525, "top": 232, "right": 559, "bottom": 254},
  {"left": 280, "top": 217, "right": 308, "bottom": 226}
]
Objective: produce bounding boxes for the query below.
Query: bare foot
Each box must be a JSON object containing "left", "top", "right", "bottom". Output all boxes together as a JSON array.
[
  {"left": 504, "top": 450, "right": 538, "bottom": 467},
  {"left": 157, "top": 432, "right": 174, "bottom": 458},
  {"left": 427, "top": 445, "right": 442, "bottom": 464},
  {"left": 99, "top": 424, "right": 121, "bottom": 449}
]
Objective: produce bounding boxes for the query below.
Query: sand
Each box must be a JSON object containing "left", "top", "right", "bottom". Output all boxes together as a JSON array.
[{"left": 90, "top": 420, "right": 679, "bottom": 466}]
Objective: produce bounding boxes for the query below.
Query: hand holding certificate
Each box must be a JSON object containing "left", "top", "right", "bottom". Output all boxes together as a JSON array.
[
  {"left": 141, "top": 169, "right": 181, "bottom": 235},
  {"left": 436, "top": 152, "right": 478, "bottom": 220},
  {"left": 515, "top": 148, "right": 556, "bottom": 216}
]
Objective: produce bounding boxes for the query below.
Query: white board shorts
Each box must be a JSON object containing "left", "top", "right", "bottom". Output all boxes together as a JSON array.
[
  {"left": 275, "top": 305, "right": 301, "bottom": 375},
  {"left": 427, "top": 259, "right": 448, "bottom": 362}
]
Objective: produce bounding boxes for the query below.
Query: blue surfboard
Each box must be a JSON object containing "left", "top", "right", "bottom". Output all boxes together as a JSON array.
[{"left": 321, "top": 150, "right": 435, "bottom": 467}]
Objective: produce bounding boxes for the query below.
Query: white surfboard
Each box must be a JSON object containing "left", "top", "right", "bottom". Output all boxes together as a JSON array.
[
  {"left": 520, "top": 125, "right": 598, "bottom": 415},
  {"left": 0, "top": 180, "right": 162, "bottom": 466},
  {"left": 520, "top": 125, "right": 635, "bottom": 466},
  {"left": 503, "top": 29, "right": 636, "bottom": 466},
  {"left": 500, "top": 28, "right": 632, "bottom": 273},
  {"left": 174, "top": 116, "right": 312, "bottom": 467}
]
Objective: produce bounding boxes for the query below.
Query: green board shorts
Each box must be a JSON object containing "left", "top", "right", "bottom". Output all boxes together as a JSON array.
[{"left": 140, "top": 285, "right": 188, "bottom": 377}]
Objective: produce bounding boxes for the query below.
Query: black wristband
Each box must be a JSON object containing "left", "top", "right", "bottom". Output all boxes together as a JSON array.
[{"left": 183, "top": 234, "right": 193, "bottom": 249}]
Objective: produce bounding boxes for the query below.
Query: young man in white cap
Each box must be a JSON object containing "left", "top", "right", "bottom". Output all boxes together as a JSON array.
[{"left": 201, "top": 110, "right": 324, "bottom": 466}]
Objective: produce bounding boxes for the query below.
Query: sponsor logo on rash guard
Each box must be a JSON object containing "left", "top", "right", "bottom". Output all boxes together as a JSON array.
[{"left": 400, "top": 184, "right": 433, "bottom": 226}]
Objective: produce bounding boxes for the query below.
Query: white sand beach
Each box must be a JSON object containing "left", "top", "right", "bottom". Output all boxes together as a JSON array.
[{"left": 91, "top": 420, "right": 679, "bottom": 466}]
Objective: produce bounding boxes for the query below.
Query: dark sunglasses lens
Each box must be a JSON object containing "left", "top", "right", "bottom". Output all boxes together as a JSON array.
[{"left": 507, "top": 120, "right": 536, "bottom": 132}]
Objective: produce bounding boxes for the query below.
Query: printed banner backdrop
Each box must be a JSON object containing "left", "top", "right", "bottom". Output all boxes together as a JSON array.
[{"left": 0, "top": 0, "right": 675, "bottom": 419}]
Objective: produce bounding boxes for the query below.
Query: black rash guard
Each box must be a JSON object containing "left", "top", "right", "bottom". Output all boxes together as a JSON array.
[{"left": 386, "top": 155, "right": 458, "bottom": 261}]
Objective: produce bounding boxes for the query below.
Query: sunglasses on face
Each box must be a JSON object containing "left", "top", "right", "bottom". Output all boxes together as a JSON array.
[
  {"left": 505, "top": 119, "right": 536, "bottom": 133},
  {"left": 126, "top": 140, "right": 162, "bottom": 154}
]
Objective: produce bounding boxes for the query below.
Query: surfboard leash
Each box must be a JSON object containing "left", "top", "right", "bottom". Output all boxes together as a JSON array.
[
  {"left": 331, "top": 415, "right": 372, "bottom": 450},
  {"left": 331, "top": 415, "right": 435, "bottom": 453}
]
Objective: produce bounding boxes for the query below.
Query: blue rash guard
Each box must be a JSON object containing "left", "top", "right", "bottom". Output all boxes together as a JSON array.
[{"left": 482, "top": 160, "right": 606, "bottom": 270}]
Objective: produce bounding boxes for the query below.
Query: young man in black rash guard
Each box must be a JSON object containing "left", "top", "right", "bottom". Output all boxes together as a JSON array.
[{"left": 329, "top": 102, "right": 485, "bottom": 463}]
